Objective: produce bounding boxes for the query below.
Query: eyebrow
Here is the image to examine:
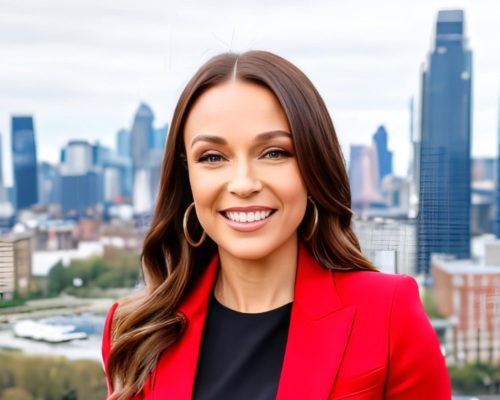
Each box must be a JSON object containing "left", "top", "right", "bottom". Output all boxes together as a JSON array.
[{"left": 190, "top": 130, "right": 292, "bottom": 148}]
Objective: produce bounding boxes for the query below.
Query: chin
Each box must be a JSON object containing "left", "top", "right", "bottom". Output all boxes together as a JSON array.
[
  {"left": 216, "top": 236, "right": 298, "bottom": 262},
  {"left": 220, "top": 244, "right": 273, "bottom": 261}
]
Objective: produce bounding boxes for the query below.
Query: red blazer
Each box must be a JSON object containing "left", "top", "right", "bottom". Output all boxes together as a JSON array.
[{"left": 102, "top": 244, "right": 451, "bottom": 399}]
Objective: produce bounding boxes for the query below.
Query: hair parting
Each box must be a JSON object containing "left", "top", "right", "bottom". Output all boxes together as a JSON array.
[{"left": 231, "top": 57, "right": 239, "bottom": 82}]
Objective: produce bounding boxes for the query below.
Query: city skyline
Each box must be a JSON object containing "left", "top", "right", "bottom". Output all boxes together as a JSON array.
[
  {"left": 0, "top": 0, "right": 500, "bottom": 184},
  {"left": 1, "top": 0, "right": 499, "bottom": 186}
]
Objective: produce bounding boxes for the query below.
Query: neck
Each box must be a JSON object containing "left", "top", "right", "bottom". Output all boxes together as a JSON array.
[{"left": 214, "top": 236, "right": 299, "bottom": 313}]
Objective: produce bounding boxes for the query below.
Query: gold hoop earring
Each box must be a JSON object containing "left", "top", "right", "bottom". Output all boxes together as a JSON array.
[
  {"left": 303, "top": 196, "right": 318, "bottom": 241},
  {"left": 183, "top": 202, "right": 206, "bottom": 247}
]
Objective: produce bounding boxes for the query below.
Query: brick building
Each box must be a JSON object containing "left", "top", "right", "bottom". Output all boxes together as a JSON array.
[{"left": 432, "top": 238, "right": 500, "bottom": 365}]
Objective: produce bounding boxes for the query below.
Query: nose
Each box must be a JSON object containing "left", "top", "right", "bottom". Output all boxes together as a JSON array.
[{"left": 227, "top": 161, "right": 263, "bottom": 197}]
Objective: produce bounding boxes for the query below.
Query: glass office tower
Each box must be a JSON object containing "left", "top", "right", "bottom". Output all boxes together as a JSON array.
[
  {"left": 372, "top": 125, "right": 393, "bottom": 188},
  {"left": 496, "top": 93, "right": 500, "bottom": 238},
  {"left": 11, "top": 116, "right": 39, "bottom": 210},
  {"left": 417, "top": 10, "right": 472, "bottom": 275}
]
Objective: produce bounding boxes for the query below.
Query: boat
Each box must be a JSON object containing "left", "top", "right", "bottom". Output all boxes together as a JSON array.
[{"left": 13, "top": 320, "right": 88, "bottom": 343}]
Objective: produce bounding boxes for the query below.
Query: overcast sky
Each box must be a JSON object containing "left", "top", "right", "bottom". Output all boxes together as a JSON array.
[{"left": 1, "top": 0, "right": 499, "bottom": 186}]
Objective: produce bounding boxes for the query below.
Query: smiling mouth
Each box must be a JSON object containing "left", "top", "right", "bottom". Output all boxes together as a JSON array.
[{"left": 223, "top": 210, "right": 275, "bottom": 223}]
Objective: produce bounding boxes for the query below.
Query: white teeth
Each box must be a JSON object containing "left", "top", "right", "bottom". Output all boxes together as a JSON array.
[{"left": 225, "top": 210, "right": 272, "bottom": 223}]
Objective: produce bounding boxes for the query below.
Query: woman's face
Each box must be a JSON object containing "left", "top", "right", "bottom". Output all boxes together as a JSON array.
[{"left": 183, "top": 80, "right": 307, "bottom": 262}]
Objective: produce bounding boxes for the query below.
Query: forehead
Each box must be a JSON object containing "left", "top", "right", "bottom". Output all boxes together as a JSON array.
[{"left": 184, "top": 81, "right": 290, "bottom": 141}]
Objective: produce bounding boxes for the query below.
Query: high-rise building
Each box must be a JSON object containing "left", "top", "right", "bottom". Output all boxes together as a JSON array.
[
  {"left": 114, "top": 129, "right": 134, "bottom": 201},
  {"left": 150, "top": 124, "right": 168, "bottom": 150},
  {"left": 496, "top": 93, "right": 500, "bottom": 238},
  {"left": 471, "top": 158, "right": 495, "bottom": 235},
  {"left": 349, "top": 144, "right": 385, "bottom": 211},
  {"left": 0, "top": 134, "right": 7, "bottom": 204},
  {"left": 60, "top": 173, "right": 103, "bottom": 216},
  {"left": 372, "top": 126, "right": 393, "bottom": 187},
  {"left": 417, "top": 10, "right": 472, "bottom": 275},
  {"left": 130, "top": 103, "right": 154, "bottom": 214},
  {"left": 131, "top": 103, "right": 154, "bottom": 169},
  {"left": 93, "top": 142, "right": 113, "bottom": 168},
  {"left": 117, "top": 129, "right": 131, "bottom": 158},
  {"left": 381, "top": 175, "right": 410, "bottom": 212},
  {"left": 0, "top": 134, "right": 14, "bottom": 231},
  {"left": 38, "top": 162, "right": 61, "bottom": 206},
  {"left": 62, "top": 140, "right": 93, "bottom": 175},
  {"left": 0, "top": 232, "right": 33, "bottom": 299},
  {"left": 472, "top": 158, "right": 495, "bottom": 182},
  {"left": 11, "top": 116, "right": 39, "bottom": 210},
  {"left": 409, "top": 97, "right": 421, "bottom": 219},
  {"left": 353, "top": 218, "right": 417, "bottom": 275},
  {"left": 102, "top": 152, "right": 133, "bottom": 202},
  {"left": 60, "top": 141, "right": 104, "bottom": 216}
]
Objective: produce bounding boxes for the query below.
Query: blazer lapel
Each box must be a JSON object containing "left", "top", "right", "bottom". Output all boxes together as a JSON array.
[
  {"left": 148, "top": 244, "right": 355, "bottom": 399},
  {"left": 277, "top": 244, "right": 356, "bottom": 400},
  {"left": 150, "top": 254, "right": 219, "bottom": 399}
]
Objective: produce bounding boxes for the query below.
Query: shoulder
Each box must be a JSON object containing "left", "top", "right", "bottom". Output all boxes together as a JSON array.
[
  {"left": 102, "top": 302, "right": 120, "bottom": 365},
  {"left": 333, "top": 270, "right": 415, "bottom": 293},
  {"left": 104, "top": 302, "right": 120, "bottom": 335},
  {"left": 333, "top": 270, "right": 420, "bottom": 309}
]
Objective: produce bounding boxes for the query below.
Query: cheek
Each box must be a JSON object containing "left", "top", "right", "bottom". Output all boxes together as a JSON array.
[
  {"left": 274, "top": 166, "right": 308, "bottom": 215},
  {"left": 188, "top": 168, "right": 221, "bottom": 207},
  {"left": 283, "top": 166, "right": 307, "bottom": 197}
]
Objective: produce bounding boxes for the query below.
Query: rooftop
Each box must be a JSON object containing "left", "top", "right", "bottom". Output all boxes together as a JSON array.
[{"left": 432, "top": 256, "right": 500, "bottom": 275}]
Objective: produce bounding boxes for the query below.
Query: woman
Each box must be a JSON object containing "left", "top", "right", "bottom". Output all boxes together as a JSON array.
[{"left": 102, "top": 51, "right": 451, "bottom": 400}]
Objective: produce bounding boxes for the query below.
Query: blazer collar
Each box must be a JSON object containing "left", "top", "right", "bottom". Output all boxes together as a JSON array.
[
  {"left": 276, "top": 243, "right": 356, "bottom": 400},
  {"left": 150, "top": 243, "right": 355, "bottom": 399}
]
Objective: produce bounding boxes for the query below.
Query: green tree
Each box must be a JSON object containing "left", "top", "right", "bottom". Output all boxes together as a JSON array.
[
  {"left": 47, "top": 261, "right": 68, "bottom": 295},
  {"left": 448, "top": 362, "right": 500, "bottom": 394},
  {"left": 0, "top": 387, "right": 33, "bottom": 400},
  {"left": 46, "top": 249, "right": 141, "bottom": 295},
  {"left": 421, "top": 288, "right": 443, "bottom": 319},
  {"left": 0, "top": 353, "right": 106, "bottom": 400}
]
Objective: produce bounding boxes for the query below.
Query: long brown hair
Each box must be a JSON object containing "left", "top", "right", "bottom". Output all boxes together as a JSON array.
[{"left": 106, "top": 50, "right": 377, "bottom": 399}]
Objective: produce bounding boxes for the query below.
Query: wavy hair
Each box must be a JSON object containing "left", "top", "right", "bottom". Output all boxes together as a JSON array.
[{"left": 106, "top": 50, "right": 377, "bottom": 400}]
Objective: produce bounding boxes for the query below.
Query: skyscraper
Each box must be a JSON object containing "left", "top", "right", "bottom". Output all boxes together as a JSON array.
[
  {"left": 38, "top": 162, "right": 60, "bottom": 206},
  {"left": 131, "top": 103, "right": 154, "bottom": 169},
  {"left": 60, "top": 141, "right": 103, "bottom": 216},
  {"left": 417, "top": 10, "right": 472, "bottom": 275},
  {"left": 0, "top": 134, "right": 7, "bottom": 204},
  {"left": 11, "top": 116, "right": 38, "bottom": 210},
  {"left": 0, "top": 133, "right": 13, "bottom": 231},
  {"left": 496, "top": 90, "right": 500, "bottom": 238},
  {"left": 372, "top": 125, "right": 393, "bottom": 187},
  {"left": 349, "top": 144, "right": 385, "bottom": 211},
  {"left": 130, "top": 103, "right": 154, "bottom": 213},
  {"left": 150, "top": 124, "right": 168, "bottom": 150},
  {"left": 117, "top": 129, "right": 131, "bottom": 158}
]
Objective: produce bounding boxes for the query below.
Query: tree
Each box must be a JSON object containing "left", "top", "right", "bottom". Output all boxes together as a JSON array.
[
  {"left": 47, "top": 261, "right": 68, "bottom": 295},
  {"left": 0, "top": 387, "right": 33, "bottom": 400}
]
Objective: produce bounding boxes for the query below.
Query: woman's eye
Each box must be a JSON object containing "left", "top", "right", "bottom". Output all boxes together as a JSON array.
[
  {"left": 263, "top": 149, "right": 292, "bottom": 159},
  {"left": 197, "top": 153, "right": 223, "bottom": 163}
]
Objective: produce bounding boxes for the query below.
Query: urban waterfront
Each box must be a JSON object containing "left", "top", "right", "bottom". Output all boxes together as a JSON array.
[
  {"left": 0, "top": 329, "right": 102, "bottom": 361},
  {"left": 0, "top": 311, "right": 107, "bottom": 361}
]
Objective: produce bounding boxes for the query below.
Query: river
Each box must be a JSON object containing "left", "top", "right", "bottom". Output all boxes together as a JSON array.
[{"left": 0, "top": 313, "right": 106, "bottom": 362}]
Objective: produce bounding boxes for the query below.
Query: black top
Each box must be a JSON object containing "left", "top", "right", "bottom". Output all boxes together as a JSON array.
[{"left": 193, "top": 293, "right": 292, "bottom": 400}]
